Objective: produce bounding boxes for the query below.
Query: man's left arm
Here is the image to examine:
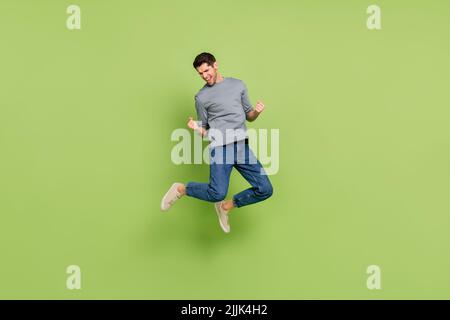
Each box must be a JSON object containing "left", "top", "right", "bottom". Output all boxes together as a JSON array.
[
  {"left": 241, "top": 82, "right": 265, "bottom": 122},
  {"left": 246, "top": 101, "right": 265, "bottom": 122}
]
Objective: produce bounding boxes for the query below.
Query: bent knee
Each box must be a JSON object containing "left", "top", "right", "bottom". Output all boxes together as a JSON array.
[
  {"left": 258, "top": 183, "right": 273, "bottom": 199},
  {"left": 264, "top": 184, "right": 273, "bottom": 199}
]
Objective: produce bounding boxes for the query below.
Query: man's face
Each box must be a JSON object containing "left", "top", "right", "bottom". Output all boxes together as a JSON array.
[{"left": 196, "top": 62, "right": 218, "bottom": 86}]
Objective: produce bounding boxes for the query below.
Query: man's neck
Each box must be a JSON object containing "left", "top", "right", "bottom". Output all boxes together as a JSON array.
[{"left": 214, "top": 73, "right": 224, "bottom": 84}]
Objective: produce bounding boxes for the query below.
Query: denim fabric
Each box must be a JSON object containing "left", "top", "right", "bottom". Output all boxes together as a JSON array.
[{"left": 185, "top": 140, "right": 273, "bottom": 208}]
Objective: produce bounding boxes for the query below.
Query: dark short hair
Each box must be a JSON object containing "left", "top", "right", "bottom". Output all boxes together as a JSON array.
[{"left": 193, "top": 52, "right": 216, "bottom": 69}]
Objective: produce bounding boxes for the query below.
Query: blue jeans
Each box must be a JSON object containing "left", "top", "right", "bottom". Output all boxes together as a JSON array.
[{"left": 185, "top": 139, "right": 273, "bottom": 208}]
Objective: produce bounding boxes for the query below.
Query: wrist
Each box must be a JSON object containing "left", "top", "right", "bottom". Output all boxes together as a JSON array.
[{"left": 195, "top": 126, "right": 204, "bottom": 134}]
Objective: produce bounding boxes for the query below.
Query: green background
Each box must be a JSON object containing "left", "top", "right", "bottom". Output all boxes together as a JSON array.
[{"left": 1, "top": 0, "right": 449, "bottom": 299}]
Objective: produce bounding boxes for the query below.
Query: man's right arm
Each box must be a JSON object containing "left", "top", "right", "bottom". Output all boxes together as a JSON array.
[{"left": 187, "top": 96, "right": 208, "bottom": 137}]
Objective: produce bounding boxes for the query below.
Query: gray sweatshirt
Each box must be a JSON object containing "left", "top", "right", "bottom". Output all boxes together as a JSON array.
[{"left": 195, "top": 77, "right": 253, "bottom": 147}]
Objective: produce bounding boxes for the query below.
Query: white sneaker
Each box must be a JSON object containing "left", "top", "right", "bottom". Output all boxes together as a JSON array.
[
  {"left": 214, "top": 201, "right": 230, "bottom": 233},
  {"left": 160, "top": 183, "right": 183, "bottom": 212}
]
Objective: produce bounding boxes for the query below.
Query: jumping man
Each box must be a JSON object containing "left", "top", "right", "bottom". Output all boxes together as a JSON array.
[{"left": 160, "top": 52, "right": 273, "bottom": 233}]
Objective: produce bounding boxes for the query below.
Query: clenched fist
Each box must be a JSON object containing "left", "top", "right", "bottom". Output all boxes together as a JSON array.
[
  {"left": 255, "top": 101, "right": 265, "bottom": 114},
  {"left": 187, "top": 117, "right": 199, "bottom": 131}
]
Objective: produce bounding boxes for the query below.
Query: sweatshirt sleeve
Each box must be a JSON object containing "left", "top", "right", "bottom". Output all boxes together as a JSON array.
[
  {"left": 195, "top": 95, "right": 209, "bottom": 129},
  {"left": 241, "top": 81, "right": 253, "bottom": 114}
]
